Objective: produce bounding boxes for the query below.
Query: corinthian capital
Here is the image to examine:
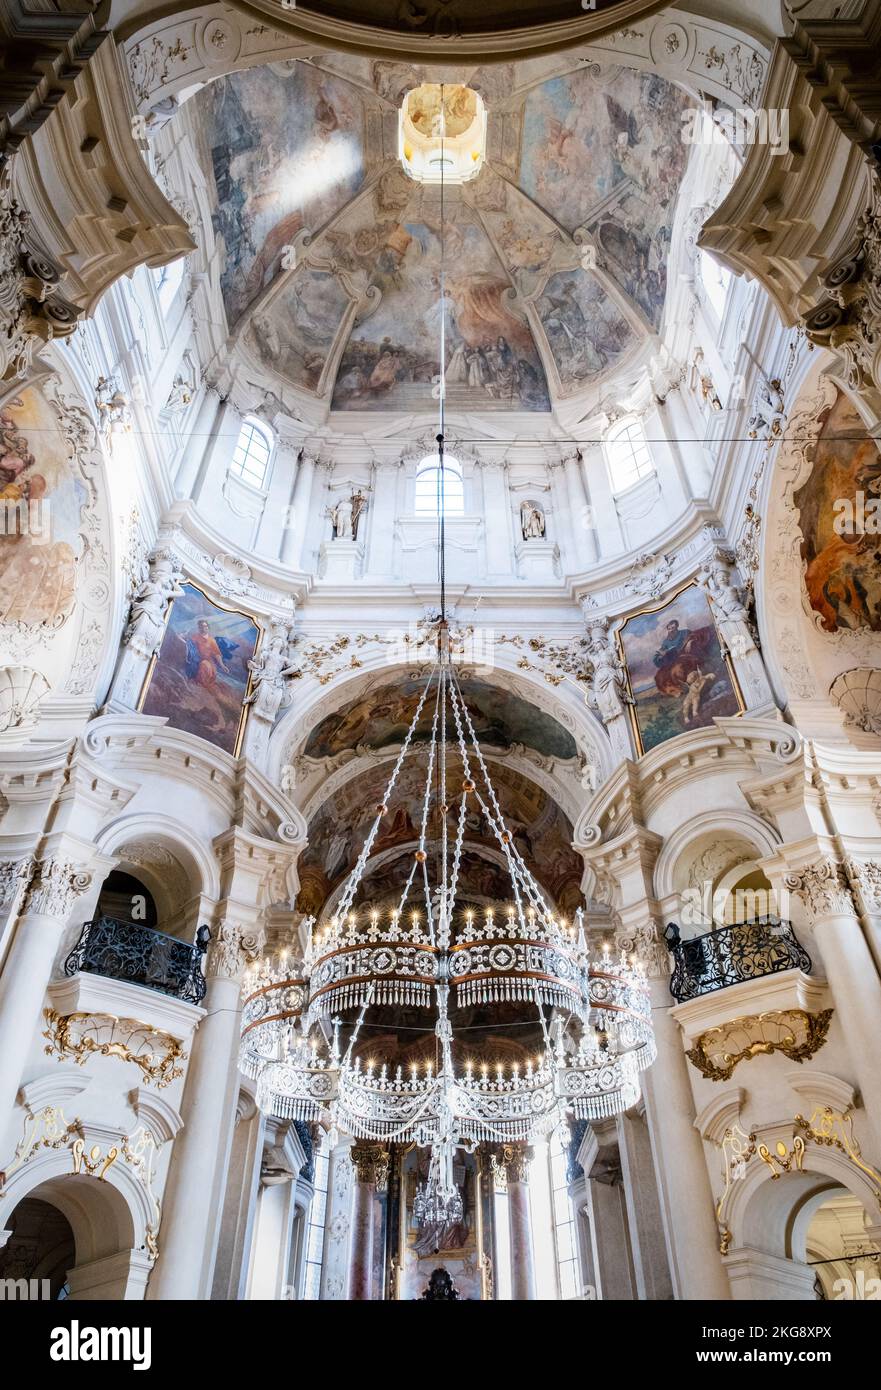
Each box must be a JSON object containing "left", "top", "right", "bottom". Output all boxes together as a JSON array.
[
  {"left": 614, "top": 919, "right": 669, "bottom": 979},
  {"left": 206, "top": 920, "right": 262, "bottom": 981},
  {"left": 351, "top": 1143, "right": 389, "bottom": 1189},
  {"left": 21, "top": 859, "right": 92, "bottom": 918},
  {"left": 492, "top": 1142, "right": 533, "bottom": 1185},
  {"left": 783, "top": 861, "right": 855, "bottom": 920}
]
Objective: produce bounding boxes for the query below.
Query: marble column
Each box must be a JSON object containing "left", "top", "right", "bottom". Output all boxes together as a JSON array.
[
  {"left": 348, "top": 1144, "right": 388, "bottom": 1300},
  {"left": 146, "top": 920, "right": 260, "bottom": 1300},
  {"left": 785, "top": 860, "right": 881, "bottom": 1154},
  {"left": 319, "top": 1137, "right": 354, "bottom": 1300},
  {"left": 562, "top": 449, "right": 599, "bottom": 566},
  {"left": 480, "top": 461, "right": 513, "bottom": 577},
  {"left": 579, "top": 1122, "right": 634, "bottom": 1300},
  {"left": 642, "top": 974, "right": 732, "bottom": 1300},
  {"left": 0, "top": 857, "right": 96, "bottom": 1141},
  {"left": 174, "top": 387, "right": 221, "bottom": 499},
  {"left": 617, "top": 1106, "right": 674, "bottom": 1300},
  {"left": 191, "top": 398, "right": 240, "bottom": 507},
  {"left": 280, "top": 449, "right": 315, "bottom": 570},
  {"left": 211, "top": 1087, "right": 266, "bottom": 1300},
  {"left": 365, "top": 460, "right": 399, "bottom": 579},
  {"left": 501, "top": 1143, "right": 536, "bottom": 1301}
]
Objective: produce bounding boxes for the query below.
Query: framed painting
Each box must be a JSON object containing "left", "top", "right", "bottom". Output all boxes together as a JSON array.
[
  {"left": 616, "top": 581, "right": 744, "bottom": 756},
  {"left": 138, "top": 582, "right": 261, "bottom": 756}
]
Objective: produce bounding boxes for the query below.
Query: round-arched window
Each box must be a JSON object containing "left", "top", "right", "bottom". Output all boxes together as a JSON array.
[
  {"left": 229, "top": 417, "right": 273, "bottom": 490},
  {"left": 414, "top": 452, "right": 464, "bottom": 516}
]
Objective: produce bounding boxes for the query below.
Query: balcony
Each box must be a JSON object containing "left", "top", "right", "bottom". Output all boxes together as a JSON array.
[
  {"left": 665, "top": 917, "right": 812, "bottom": 1004},
  {"left": 65, "top": 916, "right": 210, "bottom": 1005}
]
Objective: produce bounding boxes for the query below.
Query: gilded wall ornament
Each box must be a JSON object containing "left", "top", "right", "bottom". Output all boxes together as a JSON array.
[
  {"left": 351, "top": 1143, "right": 390, "bottom": 1189},
  {"left": 714, "top": 1122, "right": 756, "bottom": 1255},
  {"left": 686, "top": 1008, "right": 833, "bottom": 1082},
  {"left": 43, "top": 1009, "right": 188, "bottom": 1089},
  {"left": 795, "top": 1106, "right": 881, "bottom": 1210},
  {"left": 757, "top": 1135, "right": 806, "bottom": 1178}
]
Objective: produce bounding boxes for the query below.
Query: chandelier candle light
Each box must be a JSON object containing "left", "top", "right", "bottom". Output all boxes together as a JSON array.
[{"left": 239, "top": 88, "right": 655, "bottom": 1225}]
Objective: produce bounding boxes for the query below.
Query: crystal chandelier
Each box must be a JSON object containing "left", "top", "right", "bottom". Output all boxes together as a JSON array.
[
  {"left": 240, "top": 89, "right": 655, "bottom": 1225},
  {"left": 241, "top": 652, "right": 656, "bottom": 1204}
]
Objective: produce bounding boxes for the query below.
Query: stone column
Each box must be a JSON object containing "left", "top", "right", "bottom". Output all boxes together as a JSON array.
[
  {"left": 348, "top": 1144, "right": 388, "bottom": 1300},
  {"left": 641, "top": 971, "right": 732, "bottom": 1300},
  {"left": 191, "top": 397, "right": 240, "bottom": 508},
  {"left": 784, "top": 860, "right": 881, "bottom": 1154},
  {"left": 562, "top": 449, "right": 599, "bottom": 567},
  {"left": 319, "top": 1136, "right": 354, "bottom": 1300},
  {"left": 280, "top": 449, "right": 315, "bottom": 569},
  {"left": 0, "top": 857, "right": 95, "bottom": 1139},
  {"left": 479, "top": 460, "right": 513, "bottom": 577},
  {"left": 843, "top": 857, "right": 881, "bottom": 977},
  {"left": 500, "top": 1142, "right": 536, "bottom": 1301},
  {"left": 174, "top": 387, "right": 221, "bottom": 499},
  {"left": 617, "top": 1105, "right": 674, "bottom": 1300},
  {"left": 146, "top": 919, "right": 260, "bottom": 1300},
  {"left": 578, "top": 1122, "right": 634, "bottom": 1300},
  {"left": 211, "top": 1086, "right": 266, "bottom": 1300},
  {"left": 365, "top": 460, "right": 399, "bottom": 579}
]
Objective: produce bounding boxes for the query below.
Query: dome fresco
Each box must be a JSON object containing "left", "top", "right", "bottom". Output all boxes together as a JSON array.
[{"left": 188, "top": 57, "right": 695, "bottom": 413}]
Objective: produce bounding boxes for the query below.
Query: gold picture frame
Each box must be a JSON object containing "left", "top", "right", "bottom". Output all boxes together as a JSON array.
[
  {"left": 615, "top": 579, "right": 745, "bottom": 757},
  {"left": 137, "top": 579, "right": 263, "bottom": 758}
]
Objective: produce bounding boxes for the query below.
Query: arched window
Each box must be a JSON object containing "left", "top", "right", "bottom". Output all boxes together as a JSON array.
[
  {"left": 229, "top": 417, "right": 273, "bottom": 490},
  {"left": 414, "top": 452, "right": 464, "bottom": 516},
  {"left": 697, "top": 248, "right": 732, "bottom": 320},
  {"left": 153, "top": 257, "right": 186, "bottom": 316},
  {"left": 604, "top": 417, "right": 654, "bottom": 495}
]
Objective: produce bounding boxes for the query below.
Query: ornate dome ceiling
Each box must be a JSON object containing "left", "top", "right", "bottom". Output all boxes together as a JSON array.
[{"left": 185, "top": 55, "right": 695, "bottom": 416}]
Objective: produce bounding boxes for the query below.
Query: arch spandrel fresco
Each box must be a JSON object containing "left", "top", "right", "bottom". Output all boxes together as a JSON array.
[
  {"left": 0, "top": 385, "right": 85, "bottom": 629},
  {"left": 302, "top": 675, "right": 579, "bottom": 760},
  {"left": 296, "top": 755, "right": 583, "bottom": 918},
  {"left": 793, "top": 387, "right": 881, "bottom": 635}
]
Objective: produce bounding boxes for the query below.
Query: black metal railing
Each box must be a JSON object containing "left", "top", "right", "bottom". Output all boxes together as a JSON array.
[
  {"left": 665, "top": 916, "right": 812, "bottom": 1003},
  {"left": 65, "top": 917, "right": 210, "bottom": 1005}
]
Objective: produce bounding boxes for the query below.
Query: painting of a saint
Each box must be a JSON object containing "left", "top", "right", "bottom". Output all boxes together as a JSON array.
[
  {"left": 139, "top": 583, "right": 260, "bottom": 755},
  {"left": 794, "top": 387, "right": 881, "bottom": 633},
  {"left": 0, "top": 385, "right": 85, "bottom": 628},
  {"left": 617, "top": 584, "right": 743, "bottom": 754}
]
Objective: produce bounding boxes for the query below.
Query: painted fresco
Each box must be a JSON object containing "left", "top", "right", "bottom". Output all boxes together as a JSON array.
[
  {"left": 192, "top": 64, "right": 364, "bottom": 328},
  {"left": 0, "top": 386, "right": 85, "bottom": 627},
  {"left": 248, "top": 268, "right": 351, "bottom": 392},
  {"left": 297, "top": 756, "right": 583, "bottom": 914},
  {"left": 618, "top": 584, "right": 742, "bottom": 755},
  {"left": 519, "top": 67, "right": 692, "bottom": 328},
  {"left": 331, "top": 215, "right": 550, "bottom": 411},
  {"left": 537, "top": 271, "right": 635, "bottom": 388},
  {"left": 794, "top": 387, "right": 881, "bottom": 633},
  {"left": 140, "top": 583, "right": 260, "bottom": 756},
  {"left": 304, "top": 676, "right": 578, "bottom": 760}
]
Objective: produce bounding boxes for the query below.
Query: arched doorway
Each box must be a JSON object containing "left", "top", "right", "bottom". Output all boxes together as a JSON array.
[{"left": 0, "top": 1196, "right": 75, "bottom": 1299}]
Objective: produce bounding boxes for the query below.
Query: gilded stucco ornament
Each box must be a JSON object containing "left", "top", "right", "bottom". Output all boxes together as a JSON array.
[
  {"left": 686, "top": 1008, "right": 833, "bottom": 1082},
  {"left": 43, "top": 1009, "right": 188, "bottom": 1090}
]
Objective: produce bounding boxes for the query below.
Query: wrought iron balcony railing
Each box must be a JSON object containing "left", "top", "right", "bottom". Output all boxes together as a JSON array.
[
  {"left": 665, "top": 917, "right": 812, "bottom": 1004},
  {"left": 65, "top": 916, "right": 210, "bottom": 1005}
]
